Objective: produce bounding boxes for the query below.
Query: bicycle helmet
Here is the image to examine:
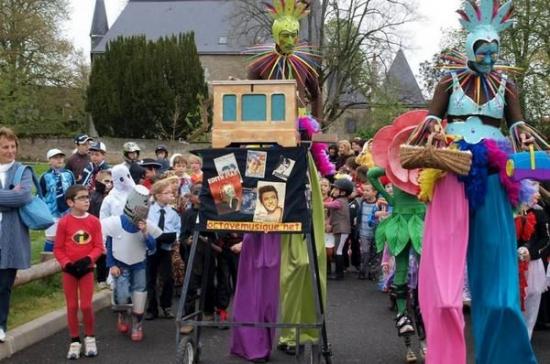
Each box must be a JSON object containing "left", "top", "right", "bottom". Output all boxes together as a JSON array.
[{"left": 333, "top": 178, "right": 354, "bottom": 196}]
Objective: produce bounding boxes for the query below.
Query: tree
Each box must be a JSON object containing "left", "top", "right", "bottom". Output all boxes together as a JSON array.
[
  {"left": 233, "top": 0, "right": 418, "bottom": 128},
  {"left": 0, "top": 0, "right": 87, "bottom": 135},
  {"left": 86, "top": 33, "right": 208, "bottom": 139}
]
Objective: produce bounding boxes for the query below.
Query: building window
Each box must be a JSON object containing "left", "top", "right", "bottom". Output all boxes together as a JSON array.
[
  {"left": 222, "top": 95, "right": 237, "bottom": 122},
  {"left": 218, "top": 36, "right": 228, "bottom": 45},
  {"left": 345, "top": 118, "right": 357, "bottom": 134},
  {"left": 242, "top": 94, "right": 266, "bottom": 121},
  {"left": 271, "top": 94, "right": 285, "bottom": 121}
]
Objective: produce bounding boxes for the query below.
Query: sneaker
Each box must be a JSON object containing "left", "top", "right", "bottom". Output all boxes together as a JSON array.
[
  {"left": 161, "top": 307, "right": 174, "bottom": 319},
  {"left": 117, "top": 313, "right": 129, "bottom": 334},
  {"left": 0, "top": 328, "right": 6, "bottom": 343},
  {"left": 83, "top": 336, "right": 97, "bottom": 357},
  {"left": 144, "top": 311, "right": 158, "bottom": 321},
  {"left": 67, "top": 341, "right": 82, "bottom": 360},
  {"left": 131, "top": 315, "right": 143, "bottom": 342}
]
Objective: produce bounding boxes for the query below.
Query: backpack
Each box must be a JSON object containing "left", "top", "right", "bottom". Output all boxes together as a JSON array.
[{"left": 13, "top": 165, "right": 55, "bottom": 230}]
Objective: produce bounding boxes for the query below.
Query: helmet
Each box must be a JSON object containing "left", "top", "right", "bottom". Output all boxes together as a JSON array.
[
  {"left": 123, "top": 142, "right": 141, "bottom": 163},
  {"left": 333, "top": 178, "right": 354, "bottom": 196},
  {"left": 123, "top": 142, "right": 141, "bottom": 153},
  {"left": 155, "top": 144, "right": 168, "bottom": 154}
]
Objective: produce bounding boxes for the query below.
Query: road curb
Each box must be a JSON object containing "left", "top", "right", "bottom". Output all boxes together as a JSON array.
[{"left": 0, "top": 290, "right": 111, "bottom": 361}]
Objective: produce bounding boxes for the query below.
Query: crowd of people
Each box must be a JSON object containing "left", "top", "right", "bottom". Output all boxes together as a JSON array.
[{"left": 0, "top": 126, "right": 548, "bottom": 363}]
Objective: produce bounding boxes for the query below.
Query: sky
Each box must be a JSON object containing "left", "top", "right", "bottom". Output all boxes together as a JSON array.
[{"left": 65, "top": 0, "right": 462, "bottom": 79}]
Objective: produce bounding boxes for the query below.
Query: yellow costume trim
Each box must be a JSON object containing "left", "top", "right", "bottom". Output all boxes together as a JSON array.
[{"left": 418, "top": 168, "right": 445, "bottom": 202}]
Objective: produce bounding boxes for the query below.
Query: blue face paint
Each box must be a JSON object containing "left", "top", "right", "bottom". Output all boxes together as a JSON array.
[{"left": 471, "top": 41, "right": 498, "bottom": 74}]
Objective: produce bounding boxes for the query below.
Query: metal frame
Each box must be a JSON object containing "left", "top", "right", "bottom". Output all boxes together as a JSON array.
[{"left": 175, "top": 157, "right": 332, "bottom": 363}]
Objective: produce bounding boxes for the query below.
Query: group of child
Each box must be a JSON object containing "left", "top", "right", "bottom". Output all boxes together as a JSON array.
[{"left": 41, "top": 136, "right": 235, "bottom": 360}]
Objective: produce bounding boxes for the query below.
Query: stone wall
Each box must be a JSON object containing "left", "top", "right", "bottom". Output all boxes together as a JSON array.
[
  {"left": 200, "top": 54, "right": 248, "bottom": 83},
  {"left": 17, "top": 136, "right": 210, "bottom": 164}
]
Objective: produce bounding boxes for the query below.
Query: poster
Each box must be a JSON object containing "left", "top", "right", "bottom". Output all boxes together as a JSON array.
[
  {"left": 272, "top": 157, "right": 296, "bottom": 181},
  {"left": 253, "top": 181, "right": 286, "bottom": 223},
  {"left": 214, "top": 153, "right": 241, "bottom": 177},
  {"left": 207, "top": 170, "right": 242, "bottom": 215},
  {"left": 245, "top": 150, "right": 267, "bottom": 178},
  {"left": 240, "top": 188, "right": 257, "bottom": 215},
  {"left": 195, "top": 146, "right": 310, "bottom": 233}
]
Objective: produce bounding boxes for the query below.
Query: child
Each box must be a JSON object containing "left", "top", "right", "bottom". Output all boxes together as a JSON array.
[
  {"left": 188, "top": 154, "right": 203, "bottom": 185},
  {"left": 356, "top": 183, "right": 380, "bottom": 280},
  {"left": 53, "top": 185, "right": 104, "bottom": 359},
  {"left": 138, "top": 159, "right": 162, "bottom": 190},
  {"left": 40, "top": 148, "right": 75, "bottom": 253},
  {"left": 81, "top": 142, "right": 110, "bottom": 191},
  {"left": 323, "top": 178, "right": 353, "bottom": 280},
  {"left": 90, "top": 170, "right": 113, "bottom": 288},
  {"left": 101, "top": 185, "right": 162, "bottom": 341},
  {"left": 100, "top": 165, "right": 135, "bottom": 220},
  {"left": 145, "top": 179, "right": 181, "bottom": 320},
  {"left": 171, "top": 154, "right": 192, "bottom": 211},
  {"left": 179, "top": 184, "right": 217, "bottom": 334},
  {"left": 320, "top": 178, "right": 335, "bottom": 275}
]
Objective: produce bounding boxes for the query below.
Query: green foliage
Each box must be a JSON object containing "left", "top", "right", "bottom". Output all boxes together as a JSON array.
[
  {"left": 0, "top": 0, "right": 87, "bottom": 136},
  {"left": 87, "top": 34, "right": 208, "bottom": 139}
]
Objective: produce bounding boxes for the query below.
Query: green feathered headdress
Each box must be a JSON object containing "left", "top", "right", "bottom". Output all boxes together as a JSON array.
[{"left": 265, "top": 0, "right": 310, "bottom": 45}]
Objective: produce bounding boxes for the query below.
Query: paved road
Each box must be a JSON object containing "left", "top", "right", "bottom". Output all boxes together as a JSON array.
[{"left": 4, "top": 274, "right": 550, "bottom": 364}]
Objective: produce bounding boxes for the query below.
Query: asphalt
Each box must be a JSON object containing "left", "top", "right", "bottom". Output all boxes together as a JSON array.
[{"left": 3, "top": 273, "right": 550, "bottom": 364}]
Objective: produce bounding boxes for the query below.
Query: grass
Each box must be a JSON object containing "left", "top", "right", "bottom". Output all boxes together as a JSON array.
[
  {"left": 9, "top": 162, "right": 80, "bottom": 329},
  {"left": 8, "top": 274, "right": 66, "bottom": 329}
]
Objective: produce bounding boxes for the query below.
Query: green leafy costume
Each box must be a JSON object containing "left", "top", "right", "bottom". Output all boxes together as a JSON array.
[{"left": 367, "top": 166, "right": 425, "bottom": 316}]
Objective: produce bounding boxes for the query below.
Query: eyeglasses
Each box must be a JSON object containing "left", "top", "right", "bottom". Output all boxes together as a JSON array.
[
  {"left": 101, "top": 180, "right": 113, "bottom": 184},
  {"left": 74, "top": 195, "right": 90, "bottom": 201}
]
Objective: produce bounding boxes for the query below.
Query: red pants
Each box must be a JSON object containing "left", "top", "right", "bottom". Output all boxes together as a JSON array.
[{"left": 62, "top": 272, "right": 95, "bottom": 338}]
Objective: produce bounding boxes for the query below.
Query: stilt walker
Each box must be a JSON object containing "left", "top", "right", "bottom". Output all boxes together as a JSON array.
[
  {"left": 369, "top": 110, "right": 428, "bottom": 362},
  {"left": 242, "top": 0, "right": 333, "bottom": 355},
  {"left": 416, "top": 1, "right": 538, "bottom": 363}
]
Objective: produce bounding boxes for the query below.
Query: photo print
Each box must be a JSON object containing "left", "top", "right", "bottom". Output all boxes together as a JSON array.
[
  {"left": 214, "top": 153, "right": 241, "bottom": 178},
  {"left": 245, "top": 150, "right": 267, "bottom": 178},
  {"left": 253, "top": 181, "right": 286, "bottom": 223},
  {"left": 239, "top": 188, "right": 257, "bottom": 215},
  {"left": 272, "top": 156, "right": 296, "bottom": 181},
  {"left": 207, "top": 170, "right": 242, "bottom": 215}
]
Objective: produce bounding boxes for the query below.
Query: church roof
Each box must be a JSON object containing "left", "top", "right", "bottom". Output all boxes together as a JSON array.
[
  {"left": 92, "top": 0, "right": 249, "bottom": 55},
  {"left": 386, "top": 49, "right": 426, "bottom": 106},
  {"left": 90, "top": 0, "right": 108, "bottom": 37}
]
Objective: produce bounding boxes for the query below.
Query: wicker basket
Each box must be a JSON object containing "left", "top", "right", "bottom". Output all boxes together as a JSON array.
[{"left": 399, "top": 135, "right": 472, "bottom": 176}]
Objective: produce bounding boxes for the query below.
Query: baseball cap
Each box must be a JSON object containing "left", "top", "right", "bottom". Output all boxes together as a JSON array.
[
  {"left": 46, "top": 148, "right": 65, "bottom": 159},
  {"left": 89, "top": 141, "right": 107, "bottom": 153},
  {"left": 74, "top": 133, "right": 93, "bottom": 145}
]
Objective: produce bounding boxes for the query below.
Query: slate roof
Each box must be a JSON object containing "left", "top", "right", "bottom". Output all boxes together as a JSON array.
[
  {"left": 92, "top": 0, "right": 250, "bottom": 55},
  {"left": 386, "top": 49, "right": 426, "bottom": 106},
  {"left": 90, "top": 0, "right": 108, "bottom": 37}
]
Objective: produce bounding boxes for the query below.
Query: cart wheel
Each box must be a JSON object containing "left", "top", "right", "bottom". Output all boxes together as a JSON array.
[{"left": 176, "top": 336, "right": 196, "bottom": 364}]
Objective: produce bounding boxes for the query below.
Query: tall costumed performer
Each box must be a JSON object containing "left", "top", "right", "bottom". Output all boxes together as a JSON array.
[
  {"left": 417, "top": 1, "right": 537, "bottom": 363},
  {"left": 230, "top": 0, "right": 333, "bottom": 361}
]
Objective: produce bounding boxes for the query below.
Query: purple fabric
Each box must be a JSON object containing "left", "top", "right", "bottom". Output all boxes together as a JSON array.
[{"left": 230, "top": 233, "right": 281, "bottom": 361}]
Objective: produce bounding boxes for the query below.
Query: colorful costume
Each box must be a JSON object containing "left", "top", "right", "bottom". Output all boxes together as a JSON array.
[
  {"left": 231, "top": 0, "right": 330, "bottom": 358},
  {"left": 417, "top": 1, "right": 537, "bottom": 363},
  {"left": 369, "top": 111, "right": 427, "bottom": 362}
]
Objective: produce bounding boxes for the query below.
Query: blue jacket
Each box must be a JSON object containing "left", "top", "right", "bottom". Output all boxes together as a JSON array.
[
  {"left": 39, "top": 168, "right": 75, "bottom": 217},
  {"left": 0, "top": 162, "right": 33, "bottom": 269}
]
